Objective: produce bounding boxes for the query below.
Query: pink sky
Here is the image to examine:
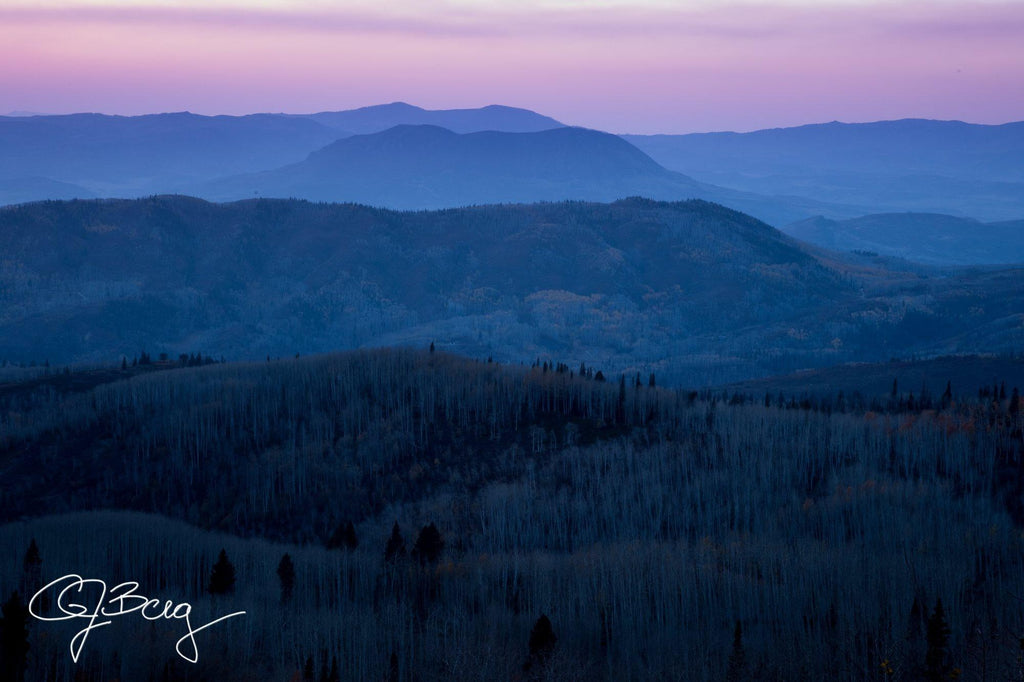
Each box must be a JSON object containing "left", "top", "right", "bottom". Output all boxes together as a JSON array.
[{"left": 2, "top": 1, "right": 1022, "bottom": 133}]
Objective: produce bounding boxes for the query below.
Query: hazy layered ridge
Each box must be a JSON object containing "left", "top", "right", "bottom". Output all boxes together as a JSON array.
[
  {"left": 1, "top": 107, "right": 871, "bottom": 225},
  {"left": 197, "top": 124, "right": 853, "bottom": 224},
  {"left": 625, "top": 119, "right": 1024, "bottom": 221},
  {"left": 298, "top": 101, "right": 565, "bottom": 134},
  {"left": 197, "top": 125, "right": 703, "bottom": 207},
  {"left": 0, "top": 104, "right": 562, "bottom": 204},
  {"left": 782, "top": 213, "right": 1024, "bottom": 265},
  {"left": 0, "top": 112, "right": 341, "bottom": 198},
  {"left": 2, "top": 196, "right": 1022, "bottom": 383}
]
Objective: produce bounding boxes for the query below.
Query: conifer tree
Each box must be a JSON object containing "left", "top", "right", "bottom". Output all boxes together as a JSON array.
[
  {"left": 384, "top": 522, "right": 406, "bottom": 564},
  {"left": 208, "top": 549, "right": 236, "bottom": 595},
  {"left": 726, "top": 620, "right": 747, "bottom": 682},
  {"left": 277, "top": 553, "right": 295, "bottom": 604},
  {"left": 0, "top": 591, "right": 30, "bottom": 682},
  {"left": 387, "top": 651, "right": 399, "bottom": 682},
  {"left": 524, "top": 614, "right": 557, "bottom": 673},
  {"left": 925, "top": 598, "right": 952, "bottom": 681},
  {"left": 411, "top": 523, "right": 444, "bottom": 566},
  {"left": 327, "top": 520, "right": 358, "bottom": 550},
  {"left": 21, "top": 540, "right": 41, "bottom": 599}
]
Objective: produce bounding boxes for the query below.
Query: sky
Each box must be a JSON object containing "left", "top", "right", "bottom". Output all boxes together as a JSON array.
[{"left": 1, "top": 0, "right": 1022, "bottom": 133}]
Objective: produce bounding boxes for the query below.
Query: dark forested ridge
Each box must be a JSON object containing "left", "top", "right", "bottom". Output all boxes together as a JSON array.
[
  {"left": 1, "top": 348, "right": 1023, "bottom": 680},
  {"left": 2, "top": 196, "right": 1022, "bottom": 385},
  {"left": 723, "top": 354, "right": 1024, "bottom": 401}
]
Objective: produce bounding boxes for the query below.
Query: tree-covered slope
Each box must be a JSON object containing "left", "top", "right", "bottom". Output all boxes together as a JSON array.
[
  {"left": 1, "top": 196, "right": 1021, "bottom": 384},
  {"left": 1, "top": 348, "right": 1022, "bottom": 680}
]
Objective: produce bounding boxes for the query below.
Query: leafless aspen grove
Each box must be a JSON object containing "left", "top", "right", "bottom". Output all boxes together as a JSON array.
[{"left": 1, "top": 348, "right": 1023, "bottom": 681}]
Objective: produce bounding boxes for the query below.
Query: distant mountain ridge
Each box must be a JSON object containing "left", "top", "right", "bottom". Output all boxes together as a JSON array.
[
  {"left": 625, "top": 119, "right": 1024, "bottom": 221},
  {"left": 198, "top": 124, "right": 707, "bottom": 209},
  {"left": 0, "top": 103, "right": 564, "bottom": 205},
  {"left": 0, "top": 111, "right": 341, "bottom": 200},
  {"left": 197, "top": 123, "right": 854, "bottom": 223},
  {"left": 782, "top": 212, "right": 1024, "bottom": 265},
  {"left": 298, "top": 101, "right": 565, "bottom": 134},
  {"left": 4, "top": 108, "right": 1021, "bottom": 228}
]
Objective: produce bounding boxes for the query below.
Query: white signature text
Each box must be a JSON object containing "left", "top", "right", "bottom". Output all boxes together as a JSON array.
[{"left": 29, "top": 574, "right": 246, "bottom": 663}]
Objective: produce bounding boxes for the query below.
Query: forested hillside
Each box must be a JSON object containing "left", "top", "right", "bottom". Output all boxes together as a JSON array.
[
  {"left": 2, "top": 196, "right": 1022, "bottom": 385},
  {"left": 1, "top": 349, "right": 1022, "bottom": 680}
]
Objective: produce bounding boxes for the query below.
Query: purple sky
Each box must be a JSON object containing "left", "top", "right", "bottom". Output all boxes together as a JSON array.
[{"left": 2, "top": 1, "right": 1022, "bottom": 133}]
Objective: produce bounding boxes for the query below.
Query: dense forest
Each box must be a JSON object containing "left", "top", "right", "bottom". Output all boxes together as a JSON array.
[
  {"left": 2, "top": 196, "right": 1023, "bottom": 385},
  {"left": 2, "top": 348, "right": 1022, "bottom": 680}
]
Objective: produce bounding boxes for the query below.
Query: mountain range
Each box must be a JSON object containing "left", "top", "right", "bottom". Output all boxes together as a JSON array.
[
  {"left": 3, "top": 105, "right": 1022, "bottom": 259},
  {"left": 196, "top": 124, "right": 710, "bottom": 209},
  {"left": 0, "top": 105, "right": 847, "bottom": 225},
  {"left": 0, "top": 103, "right": 561, "bottom": 204}
]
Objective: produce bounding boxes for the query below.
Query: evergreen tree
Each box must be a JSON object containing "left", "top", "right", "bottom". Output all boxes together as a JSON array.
[
  {"left": 384, "top": 522, "right": 406, "bottom": 564},
  {"left": 411, "top": 523, "right": 444, "bottom": 566},
  {"left": 924, "top": 598, "right": 952, "bottom": 681},
  {"left": 208, "top": 549, "right": 236, "bottom": 595},
  {"left": 21, "top": 540, "right": 41, "bottom": 595},
  {"left": 277, "top": 553, "right": 295, "bottom": 604},
  {"left": 726, "top": 620, "right": 747, "bottom": 682},
  {"left": 0, "top": 591, "right": 30, "bottom": 682},
  {"left": 387, "top": 651, "right": 399, "bottom": 682},
  {"left": 524, "top": 614, "right": 557, "bottom": 672},
  {"left": 327, "top": 520, "right": 358, "bottom": 550}
]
